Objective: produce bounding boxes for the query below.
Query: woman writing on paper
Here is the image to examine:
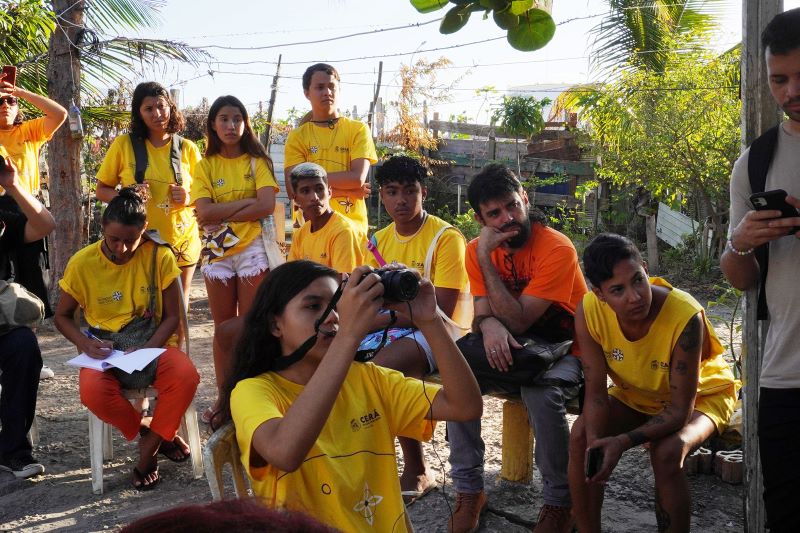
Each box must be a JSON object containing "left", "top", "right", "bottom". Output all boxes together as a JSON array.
[{"left": 53, "top": 188, "right": 199, "bottom": 491}]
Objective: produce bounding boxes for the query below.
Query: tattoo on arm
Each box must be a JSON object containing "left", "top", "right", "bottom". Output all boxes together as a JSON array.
[
  {"left": 674, "top": 360, "right": 688, "bottom": 375},
  {"left": 625, "top": 430, "right": 649, "bottom": 446},
  {"left": 677, "top": 315, "right": 702, "bottom": 352}
]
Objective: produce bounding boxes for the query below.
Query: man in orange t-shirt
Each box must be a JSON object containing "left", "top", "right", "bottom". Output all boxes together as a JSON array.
[{"left": 447, "top": 164, "right": 587, "bottom": 533}]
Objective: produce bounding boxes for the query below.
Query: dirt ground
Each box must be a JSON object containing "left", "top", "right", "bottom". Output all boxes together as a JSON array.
[{"left": 0, "top": 274, "right": 744, "bottom": 532}]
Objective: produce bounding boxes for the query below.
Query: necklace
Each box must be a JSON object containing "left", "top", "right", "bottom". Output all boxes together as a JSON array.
[
  {"left": 101, "top": 239, "right": 118, "bottom": 263},
  {"left": 308, "top": 120, "right": 340, "bottom": 155},
  {"left": 309, "top": 117, "right": 340, "bottom": 129},
  {"left": 393, "top": 212, "right": 428, "bottom": 244}
]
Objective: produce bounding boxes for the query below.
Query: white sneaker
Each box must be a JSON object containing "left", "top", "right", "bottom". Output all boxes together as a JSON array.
[{"left": 39, "top": 366, "right": 54, "bottom": 380}]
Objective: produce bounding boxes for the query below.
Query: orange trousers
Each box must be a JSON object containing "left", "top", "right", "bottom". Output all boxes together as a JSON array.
[{"left": 79, "top": 347, "right": 199, "bottom": 441}]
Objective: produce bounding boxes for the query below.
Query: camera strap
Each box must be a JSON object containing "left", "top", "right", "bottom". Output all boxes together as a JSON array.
[{"left": 270, "top": 281, "right": 347, "bottom": 371}]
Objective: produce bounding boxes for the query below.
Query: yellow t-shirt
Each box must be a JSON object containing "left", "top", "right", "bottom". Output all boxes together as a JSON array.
[
  {"left": 285, "top": 117, "right": 377, "bottom": 237},
  {"left": 0, "top": 117, "right": 50, "bottom": 194},
  {"left": 59, "top": 240, "right": 181, "bottom": 342},
  {"left": 191, "top": 154, "right": 279, "bottom": 264},
  {"left": 231, "top": 362, "right": 440, "bottom": 533},
  {"left": 367, "top": 214, "right": 471, "bottom": 328},
  {"left": 96, "top": 134, "right": 203, "bottom": 267},
  {"left": 582, "top": 277, "right": 738, "bottom": 430},
  {"left": 288, "top": 211, "right": 364, "bottom": 273}
]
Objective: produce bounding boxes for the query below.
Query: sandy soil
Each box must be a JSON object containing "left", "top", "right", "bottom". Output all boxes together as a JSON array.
[{"left": 0, "top": 275, "right": 744, "bottom": 532}]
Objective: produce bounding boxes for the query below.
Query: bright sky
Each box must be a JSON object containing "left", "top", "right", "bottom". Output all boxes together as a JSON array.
[{"left": 129, "top": 0, "right": 800, "bottom": 125}]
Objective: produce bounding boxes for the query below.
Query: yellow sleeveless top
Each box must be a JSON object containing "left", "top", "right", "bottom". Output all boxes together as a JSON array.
[{"left": 583, "top": 277, "right": 736, "bottom": 416}]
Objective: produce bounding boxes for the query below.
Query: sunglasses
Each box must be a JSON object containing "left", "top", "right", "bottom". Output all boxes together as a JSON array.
[{"left": 0, "top": 96, "right": 18, "bottom": 106}]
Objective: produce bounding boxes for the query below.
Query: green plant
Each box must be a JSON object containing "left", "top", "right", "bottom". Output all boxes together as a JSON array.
[
  {"left": 491, "top": 95, "right": 551, "bottom": 174},
  {"left": 706, "top": 282, "right": 742, "bottom": 379},
  {"left": 439, "top": 208, "right": 481, "bottom": 240},
  {"left": 409, "top": 0, "right": 556, "bottom": 52}
]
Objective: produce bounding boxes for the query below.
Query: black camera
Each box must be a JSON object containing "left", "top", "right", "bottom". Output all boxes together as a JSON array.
[{"left": 365, "top": 268, "right": 420, "bottom": 303}]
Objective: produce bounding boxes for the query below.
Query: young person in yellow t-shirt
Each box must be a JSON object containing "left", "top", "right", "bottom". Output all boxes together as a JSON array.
[
  {"left": 284, "top": 63, "right": 377, "bottom": 240},
  {"left": 216, "top": 260, "right": 482, "bottom": 533},
  {"left": 287, "top": 162, "right": 363, "bottom": 273},
  {"left": 0, "top": 71, "right": 67, "bottom": 195},
  {"left": 569, "top": 233, "right": 738, "bottom": 532},
  {"left": 53, "top": 188, "right": 199, "bottom": 491},
  {"left": 96, "top": 82, "right": 202, "bottom": 311},
  {"left": 364, "top": 155, "right": 470, "bottom": 500},
  {"left": 0, "top": 68, "right": 67, "bottom": 330},
  {"left": 190, "top": 95, "right": 279, "bottom": 423}
]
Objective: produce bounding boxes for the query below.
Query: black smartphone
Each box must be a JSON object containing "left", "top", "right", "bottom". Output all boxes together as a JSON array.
[
  {"left": 585, "top": 447, "right": 603, "bottom": 478},
  {"left": 1, "top": 65, "right": 16, "bottom": 87},
  {"left": 750, "top": 189, "right": 800, "bottom": 235}
]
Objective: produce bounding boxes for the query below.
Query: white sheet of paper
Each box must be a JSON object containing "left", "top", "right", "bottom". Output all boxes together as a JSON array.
[{"left": 66, "top": 348, "right": 165, "bottom": 374}]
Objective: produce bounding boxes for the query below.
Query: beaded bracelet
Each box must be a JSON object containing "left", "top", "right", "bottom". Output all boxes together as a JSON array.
[{"left": 727, "top": 238, "right": 754, "bottom": 256}]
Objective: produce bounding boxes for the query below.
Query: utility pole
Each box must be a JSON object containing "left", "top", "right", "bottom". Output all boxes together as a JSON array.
[
  {"left": 264, "top": 54, "right": 281, "bottom": 150},
  {"left": 368, "top": 61, "right": 383, "bottom": 134},
  {"left": 741, "top": 1, "right": 783, "bottom": 531},
  {"left": 47, "top": 0, "right": 85, "bottom": 306}
]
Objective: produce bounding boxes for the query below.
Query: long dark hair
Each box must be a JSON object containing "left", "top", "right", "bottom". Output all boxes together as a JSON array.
[
  {"left": 102, "top": 186, "right": 149, "bottom": 229},
  {"left": 129, "top": 81, "right": 185, "bottom": 139},
  {"left": 215, "top": 260, "right": 339, "bottom": 428},
  {"left": 204, "top": 95, "right": 274, "bottom": 175}
]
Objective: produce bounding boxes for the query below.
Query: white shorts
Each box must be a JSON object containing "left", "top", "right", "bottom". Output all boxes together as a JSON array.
[{"left": 201, "top": 238, "right": 269, "bottom": 282}]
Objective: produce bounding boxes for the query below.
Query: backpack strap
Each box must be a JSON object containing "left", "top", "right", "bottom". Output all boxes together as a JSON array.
[
  {"left": 131, "top": 134, "right": 184, "bottom": 186},
  {"left": 171, "top": 134, "right": 184, "bottom": 186},
  {"left": 747, "top": 124, "right": 780, "bottom": 320},
  {"left": 130, "top": 135, "right": 148, "bottom": 184}
]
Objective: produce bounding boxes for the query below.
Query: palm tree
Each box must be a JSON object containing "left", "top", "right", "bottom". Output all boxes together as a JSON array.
[{"left": 2, "top": 0, "right": 207, "bottom": 302}]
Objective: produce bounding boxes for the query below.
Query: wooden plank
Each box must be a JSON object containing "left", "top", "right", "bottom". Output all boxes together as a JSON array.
[
  {"left": 741, "top": 2, "right": 782, "bottom": 531},
  {"left": 429, "top": 119, "right": 570, "bottom": 139},
  {"left": 435, "top": 151, "right": 594, "bottom": 176}
]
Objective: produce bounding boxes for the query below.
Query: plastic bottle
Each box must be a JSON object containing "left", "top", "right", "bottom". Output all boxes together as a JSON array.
[
  {"left": 68, "top": 100, "right": 83, "bottom": 139},
  {"left": 261, "top": 215, "right": 286, "bottom": 268}
]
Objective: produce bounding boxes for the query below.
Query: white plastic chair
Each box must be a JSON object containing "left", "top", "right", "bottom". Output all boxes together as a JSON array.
[
  {"left": 203, "top": 421, "right": 250, "bottom": 500},
  {"left": 88, "top": 389, "right": 203, "bottom": 494}
]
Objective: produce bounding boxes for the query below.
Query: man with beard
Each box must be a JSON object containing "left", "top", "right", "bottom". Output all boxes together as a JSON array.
[
  {"left": 721, "top": 8, "right": 800, "bottom": 531},
  {"left": 447, "top": 164, "right": 587, "bottom": 533}
]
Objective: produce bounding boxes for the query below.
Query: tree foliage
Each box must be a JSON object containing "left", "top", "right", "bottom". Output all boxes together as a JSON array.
[
  {"left": 574, "top": 44, "right": 740, "bottom": 256},
  {"left": 491, "top": 94, "right": 550, "bottom": 173},
  {"left": 409, "top": 0, "right": 555, "bottom": 52}
]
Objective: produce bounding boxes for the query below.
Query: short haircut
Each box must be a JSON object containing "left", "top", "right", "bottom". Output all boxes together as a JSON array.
[
  {"left": 302, "top": 63, "right": 340, "bottom": 91},
  {"left": 375, "top": 155, "right": 427, "bottom": 188},
  {"left": 582, "top": 233, "right": 643, "bottom": 288},
  {"left": 467, "top": 163, "right": 522, "bottom": 213},
  {"left": 290, "top": 162, "right": 328, "bottom": 191},
  {"left": 762, "top": 7, "right": 800, "bottom": 55}
]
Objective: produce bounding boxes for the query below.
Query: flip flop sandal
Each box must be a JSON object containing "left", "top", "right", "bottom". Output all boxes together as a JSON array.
[
  {"left": 158, "top": 437, "right": 190, "bottom": 463},
  {"left": 200, "top": 407, "right": 217, "bottom": 425},
  {"left": 132, "top": 466, "right": 160, "bottom": 491},
  {"left": 401, "top": 483, "right": 438, "bottom": 506}
]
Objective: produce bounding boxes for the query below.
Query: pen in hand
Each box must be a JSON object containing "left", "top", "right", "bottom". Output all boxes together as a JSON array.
[{"left": 83, "top": 330, "right": 112, "bottom": 354}]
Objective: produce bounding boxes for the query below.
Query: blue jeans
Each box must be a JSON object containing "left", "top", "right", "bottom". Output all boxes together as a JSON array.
[{"left": 447, "top": 354, "right": 582, "bottom": 507}]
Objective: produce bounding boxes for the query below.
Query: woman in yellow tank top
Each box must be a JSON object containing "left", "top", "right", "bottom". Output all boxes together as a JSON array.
[{"left": 568, "top": 233, "right": 737, "bottom": 532}]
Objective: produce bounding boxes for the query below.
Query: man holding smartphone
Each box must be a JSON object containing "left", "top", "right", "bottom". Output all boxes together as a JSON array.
[{"left": 721, "top": 8, "right": 800, "bottom": 532}]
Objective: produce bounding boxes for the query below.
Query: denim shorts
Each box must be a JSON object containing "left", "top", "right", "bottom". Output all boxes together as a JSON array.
[{"left": 200, "top": 238, "right": 269, "bottom": 282}]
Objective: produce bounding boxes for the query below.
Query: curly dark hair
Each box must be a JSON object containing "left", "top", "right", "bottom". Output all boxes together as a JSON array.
[
  {"left": 129, "top": 82, "right": 185, "bottom": 139},
  {"left": 205, "top": 95, "right": 274, "bottom": 175},
  {"left": 582, "top": 233, "right": 643, "bottom": 288},
  {"left": 467, "top": 163, "right": 547, "bottom": 225},
  {"left": 375, "top": 154, "right": 428, "bottom": 188},
  {"left": 215, "top": 260, "right": 339, "bottom": 428},
  {"left": 102, "top": 186, "right": 149, "bottom": 229},
  {"left": 302, "top": 63, "right": 340, "bottom": 91},
  {"left": 762, "top": 7, "right": 800, "bottom": 55}
]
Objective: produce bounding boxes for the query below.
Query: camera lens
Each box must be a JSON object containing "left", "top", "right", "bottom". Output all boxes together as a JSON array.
[{"left": 380, "top": 269, "right": 420, "bottom": 302}]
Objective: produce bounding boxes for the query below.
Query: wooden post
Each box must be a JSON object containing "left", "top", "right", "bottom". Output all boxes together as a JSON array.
[
  {"left": 645, "top": 214, "right": 659, "bottom": 274},
  {"left": 367, "top": 61, "right": 383, "bottom": 134},
  {"left": 46, "top": 0, "right": 85, "bottom": 306},
  {"left": 741, "top": 1, "right": 783, "bottom": 531},
  {"left": 264, "top": 54, "right": 281, "bottom": 150}
]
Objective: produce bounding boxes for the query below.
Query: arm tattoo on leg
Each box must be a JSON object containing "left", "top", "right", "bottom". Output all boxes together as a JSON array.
[{"left": 677, "top": 314, "right": 702, "bottom": 352}]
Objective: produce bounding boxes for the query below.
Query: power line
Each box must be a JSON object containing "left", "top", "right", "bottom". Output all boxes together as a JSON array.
[{"left": 201, "top": 19, "right": 441, "bottom": 51}]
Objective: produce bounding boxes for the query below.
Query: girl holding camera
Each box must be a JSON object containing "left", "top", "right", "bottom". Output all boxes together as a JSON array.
[{"left": 218, "top": 260, "right": 482, "bottom": 532}]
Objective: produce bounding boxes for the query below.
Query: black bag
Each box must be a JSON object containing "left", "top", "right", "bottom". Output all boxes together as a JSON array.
[
  {"left": 458, "top": 333, "right": 573, "bottom": 395},
  {"left": 88, "top": 243, "right": 160, "bottom": 389}
]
